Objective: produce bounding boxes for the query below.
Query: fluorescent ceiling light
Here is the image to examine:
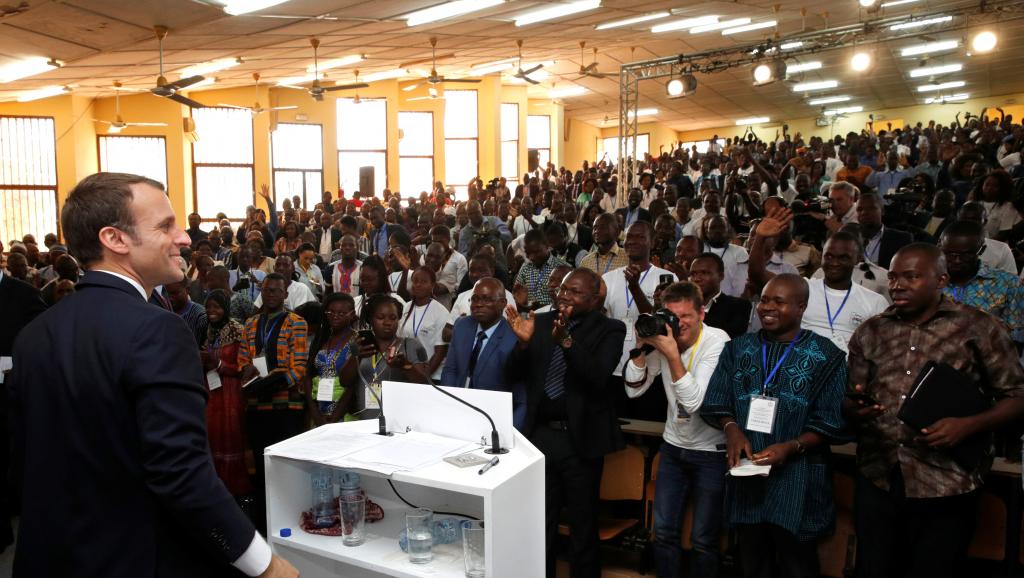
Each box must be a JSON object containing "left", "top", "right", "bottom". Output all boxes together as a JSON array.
[
  {"left": 549, "top": 86, "right": 587, "bottom": 98},
  {"left": 900, "top": 40, "right": 958, "bottom": 56},
  {"left": 405, "top": 0, "right": 505, "bottom": 27},
  {"left": 220, "top": 0, "right": 289, "bottom": 15},
  {"left": 515, "top": 0, "right": 601, "bottom": 27},
  {"left": 597, "top": 11, "right": 670, "bottom": 30},
  {"left": 0, "top": 57, "right": 61, "bottom": 84},
  {"left": 909, "top": 63, "right": 962, "bottom": 78},
  {"left": 178, "top": 58, "right": 239, "bottom": 78},
  {"left": 472, "top": 57, "right": 518, "bottom": 69},
  {"left": 277, "top": 74, "right": 317, "bottom": 86},
  {"left": 471, "top": 62, "right": 515, "bottom": 75},
  {"left": 925, "top": 93, "right": 968, "bottom": 104},
  {"left": 651, "top": 15, "right": 719, "bottom": 33},
  {"left": 307, "top": 54, "right": 364, "bottom": 73},
  {"left": 786, "top": 61, "right": 822, "bottom": 74},
  {"left": 780, "top": 41, "right": 803, "bottom": 50},
  {"left": 631, "top": 108, "right": 658, "bottom": 117},
  {"left": 890, "top": 15, "right": 953, "bottom": 31},
  {"left": 808, "top": 95, "right": 851, "bottom": 105},
  {"left": 736, "top": 116, "right": 769, "bottom": 125},
  {"left": 185, "top": 77, "right": 216, "bottom": 90},
  {"left": 880, "top": 0, "right": 919, "bottom": 6},
  {"left": 722, "top": 20, "right": 776, "bottom": 35},
  {"left": 691, "top": 17, "right": 750, "bottom": 34},
  {"left": 16, "top": 85, "right": 66, "bottom": 102},
  {"left": 917, "top": 80, "right": 966, "bottom": 92},
  {"left": 824, "top": 106, "right": 863, "bottom": 115},
  {"left": 362, "top": 69, "right": 409, "bottom": 82},
  {"left": 791, "top": 79, "right": 838, "bottom": 92}
]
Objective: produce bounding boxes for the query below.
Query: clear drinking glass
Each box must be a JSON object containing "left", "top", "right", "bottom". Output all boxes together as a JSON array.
[
  {"left": 406, "top": 508, "right": 434, "bottom": 564},
  {"left": 340, "top": 494, "right": 365, "bottom": 547},
  {"left": 462, "top": 519, "right": 486, "bottom": 577}
]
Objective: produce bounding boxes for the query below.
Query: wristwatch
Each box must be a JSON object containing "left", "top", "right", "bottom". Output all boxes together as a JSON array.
[{"left": 793, "top": 439, "right": 806, "bottom": 454}]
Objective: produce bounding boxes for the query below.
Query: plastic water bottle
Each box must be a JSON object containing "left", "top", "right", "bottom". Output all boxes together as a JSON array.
[
  {"left": 336, "top": 469, "right": 362, "bottom": 500},
  {"left": 398, "top": 517, "right": 461, "bottom": 552},
  {"left": 311, "top": 466, "right": 336, "bottom": 528}
]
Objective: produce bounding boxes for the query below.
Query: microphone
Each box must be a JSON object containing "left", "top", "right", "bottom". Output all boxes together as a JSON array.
[
  {"left": 428, "top": 383, "right": 508, "bottom": 455},
  {"left": 356, "top": 333, "right": 394, "bottom": 437}
]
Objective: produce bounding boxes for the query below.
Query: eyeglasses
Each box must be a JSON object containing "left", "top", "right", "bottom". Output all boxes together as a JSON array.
[{"left": 469, "top": 295, "right": 503, "bottom": 305}]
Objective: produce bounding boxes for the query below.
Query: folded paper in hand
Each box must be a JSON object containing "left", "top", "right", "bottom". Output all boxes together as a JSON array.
[{"left": 729, "top": 459, "right": 771, "bottom": 477}]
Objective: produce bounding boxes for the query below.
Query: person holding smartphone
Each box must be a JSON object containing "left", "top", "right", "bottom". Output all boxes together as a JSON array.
[{"left": 354, "top": 294, "right": 431, "bottom": 419}]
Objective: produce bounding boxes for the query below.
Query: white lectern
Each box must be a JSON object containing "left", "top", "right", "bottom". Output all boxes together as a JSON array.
[{"left": 264, "top": 382, "right": 545, "bottom": 577}]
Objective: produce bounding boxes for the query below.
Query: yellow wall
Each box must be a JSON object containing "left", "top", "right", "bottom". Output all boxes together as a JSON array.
[{"left": 564, "top": 118, "right": 601, "bottom": 170}]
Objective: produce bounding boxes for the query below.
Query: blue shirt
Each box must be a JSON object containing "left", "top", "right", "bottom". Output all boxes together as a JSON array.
[
  {"left": 866, "top": 168, "right": 911, "bottom": 196},
  {"left": 373, "top": 224, "right": 389, "bottom": 257},
  {"left": 942, "top": 264, "right": 1024, "bottom": 343}
]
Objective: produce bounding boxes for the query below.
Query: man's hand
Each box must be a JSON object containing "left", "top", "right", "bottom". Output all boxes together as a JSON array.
[
  {"left": 505, "top": 305, "right": 535, "bottom": 343},
  {"left": 757, "top": 206, "right": 794, "bottom": 238},
  {"left": 638, "top": 326, "right": 679, "bottom": 360},
  {"left": 917, "top": 416, "right": 979, "bottom": 448},
  {"left": 239, "top": 364, "right": 259, "bottom": 384},
  {"left": 752, "top": 441, "right": 797, "bottom": 466},
  {"left": 257, "top": 184, "right": 273, "bottom": 204},
  {"left": 512, "top": 283, "right": 529, "bottom": 309},
  {"left": 724, "top": 423, "right": 753, "bottom": 469},
  {"left": 552, "top": 304, "right": 574, "bottom": 342},
  {"left": 257, "top": 554, "right": 299, "bottom": 578},
  {"left": 843, "top": 384, "right": 886, "bottom": 422},
  {"left": 624, "top": 264, "right": 643, "bottom": 290}
]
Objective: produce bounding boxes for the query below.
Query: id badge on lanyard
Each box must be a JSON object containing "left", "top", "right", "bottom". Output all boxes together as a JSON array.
[{"left": 747, "top": 332, "right": 801, "bottom": 435}]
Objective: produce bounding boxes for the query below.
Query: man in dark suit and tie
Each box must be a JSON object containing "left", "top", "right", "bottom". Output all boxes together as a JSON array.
[
  {"left": 312, "top": 212, "right": 342, "bottom": 263},
  {"left": 440, "top": 277, "right": 525, "bottom": 429},
  {"left": 688, "top": 253, "right": 752, "bottom": 338},
  {"left": 615, "top": 188, "right": 652, "bottom": 229},
  {"left": 856, "top": 192, "right": 913, "bottom": 269},
  {"left": 0, "top": 262, "right": 46, "bottom": 551},
  {"left": 8, "top": 172, "right": 296, "bottom": 578},
  {"left": 504, "top": 268, "right": 626, "bottom": 578}
]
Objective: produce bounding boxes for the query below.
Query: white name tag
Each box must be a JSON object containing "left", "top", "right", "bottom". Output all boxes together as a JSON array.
[
  {"left": 253, "top": 356, "right": 269, "bottom": 377},
  {"left": 317, "top": 377, "right": 336, "bottom": 403},
  {"left": 746, "top": 395, "right": 778, "bottom": 435},
  {"left": 365, "top": 382, "right": 382, "bottom": 410},
  {"left": 206, "top": 369, "right": 222, "bottom": 391},
  {"left": 0, "top": 356, "right": 11, "bottom": 385}
]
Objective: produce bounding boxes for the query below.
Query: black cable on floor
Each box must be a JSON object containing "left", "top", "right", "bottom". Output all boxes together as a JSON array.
[{"left": 387, "top": 479, "right": 479, "bottom": 520}]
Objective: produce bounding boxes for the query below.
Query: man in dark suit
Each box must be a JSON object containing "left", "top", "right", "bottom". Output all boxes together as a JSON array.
[
  {"left": 615, "top": 188, "right": 653, "bottom": 229},
  {"left": 0, "top": 265, "right": 46, "bottom": 551},
  {"left": 856, "top": 192, "right": 913, "bottom": 269},
  {"left": 688, "top": 253, "right": 752, "bottom": 338},
  {"left": 312, "top": 212, "right": 341, "bottom": 263},
  {"left": 440, "top": 277, "right": 525, "bottom": 429},
  {"left": 8, "top": 173, "right": 296, "bottom": 578},
  {"left": 505, "top": 268, "right": 626, "bottom": 578}
]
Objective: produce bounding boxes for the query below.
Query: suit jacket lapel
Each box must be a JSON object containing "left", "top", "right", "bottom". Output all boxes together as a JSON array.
[{"left": 473, "top": 320, "right": 508, "bottom": 380}]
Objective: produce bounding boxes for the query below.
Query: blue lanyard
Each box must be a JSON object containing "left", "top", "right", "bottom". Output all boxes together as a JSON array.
[
  {"left": 625, "top": 266, "right": 652, "bottom": 310},
  {"left": 865, "top": 234, "right": 882, "bottom": 262},
  {"left": 531, "top": 261, "right": 552, "bottom": 295},
  {"left": 626, "top": 209, "right": 638, "bottom": 226},
  {"left": 760, "top": 331, "right": 802, "bottom": 394},
  {"left": 823, "top": 281, "right": 852, "bottom": 332},
  {"left": 951, "top": 285, "right": 966, "bottom": 303},
  {"left": 258, "top": 313, "right": 285, "bottom": 353},
  {"left": 601, "top": 253, "right": 615, "bottom": 274},
  {"left": 409, "top": 301, "right": 431, "bottom": 337}
]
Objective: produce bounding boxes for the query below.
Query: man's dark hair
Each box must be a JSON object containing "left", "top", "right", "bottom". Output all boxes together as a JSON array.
[
  {"left": 387, "top": 226, "right": 411, "bottom": 248},
  {"left": 61, "top": 172, "right": 165, "bottom": 266},
  {"left": 826, "top": 230, "right": 863, "bottom": 254},
  {"left": 940, "top": 219, "right": 985, "bottom": 243},
  {"left": 469, "top": 252, "right": 496, "bottom": 273},
  {"left": 339, "top": 215, "right": 358, "bottom": 229},
  {"left": 194, "top": 238, "right": 212, "bottom": 250},
  {"left": 567, "top": 267, "right": 600, "bottom": 296},
  {"left": 263, "top": 272, "right": 286, "bottom": 285},
  {"left": 661, "top": 281, "right": 704, "bottom": 311},
  {"left": 524, "top": 228, "right": 547, "bottom": 245},
  {"left": 207, "top": 265, "right": 229, "bottom": 282},
  {"left": 691, "top": 252, "right": 725, "bottom": 275}
]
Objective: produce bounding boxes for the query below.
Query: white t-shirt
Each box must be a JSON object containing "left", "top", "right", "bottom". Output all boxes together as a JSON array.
[
  {"left": 253, "top": 281, "right": 317, "bottom": 311},
  {"left": 702, "top": 243, "right": 748, "bottom": 297},
  {"left": 802, "top": 279, "right": 888, "bottom": 352},
  {"left": 437, "top": 251, "right": 468, "bottom": 295},
  {"left": 353, "top": 292, "right": 408, "bottom": 317},
  {"left": 602, "top": 264, "right": 678, "bottom": 376},
  {"left": 812, "top": 262, "right": 891, "bottom": 303},
  {"left": 449, "top": 286, "right": 516, "bottom": 324},
  {"left": 624, "top": 324, "right": 730, "bottom": 452},
  {"left": 724, "top": 254, "right": 799, "bottom": 299},
  {"left": 512, "top": 214, "right": 544, "bottom": 238},
  {"left": 982, "top": 238, "right": 1018, "bottom": 276},
  {"left": 397, "top": 299, "right": 449, "bottom": 380},
  {"left": 982, "top": 201, "right": 1021, "bottom": 238},
  {"left": 388, "top": 270, "right": 413, "bottom": 293},
  {"left": 329, "top": 260, "right": 362, "bottom": 296}
]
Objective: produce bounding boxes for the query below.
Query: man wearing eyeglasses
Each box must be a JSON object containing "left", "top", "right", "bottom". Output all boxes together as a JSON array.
[
  {"left": 440, "top": 277, "right": 525, "bottom": 429},
  {"left": 939, "top": 220, "right": 1024, "bottom": 345}
]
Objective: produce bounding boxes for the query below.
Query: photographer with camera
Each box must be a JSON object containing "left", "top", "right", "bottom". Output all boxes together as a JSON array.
[{"left": 623, "top": 282, "right": 730, "bottom": 578}]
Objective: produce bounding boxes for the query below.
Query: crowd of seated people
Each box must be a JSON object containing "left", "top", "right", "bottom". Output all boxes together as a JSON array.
[{"left": 5, "top": 109, "right": 1024, "bottom": 578}]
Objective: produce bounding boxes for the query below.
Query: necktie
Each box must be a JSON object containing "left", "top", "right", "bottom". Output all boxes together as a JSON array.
[
  {"left": 466, "top": 330, "right": 487, "bottom": 388},
  {"left": 543, "top": 320, "right": 579, "bottom": 400}
]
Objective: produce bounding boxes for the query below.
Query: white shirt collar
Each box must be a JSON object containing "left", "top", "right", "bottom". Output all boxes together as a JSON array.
[
  {"left": 703, "top": 291, "right": 722, "bottom": 312},
  {"left": 93, "top": 269, "right": 148, "bottom": 300}
]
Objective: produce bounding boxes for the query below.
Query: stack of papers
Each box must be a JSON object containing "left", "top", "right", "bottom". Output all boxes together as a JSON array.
[
  {"left": 728, "top": 459, "right": 772, "bottom": 477},
  {"left": 265, "top": 423, "right": 477, "bottom": 475}
]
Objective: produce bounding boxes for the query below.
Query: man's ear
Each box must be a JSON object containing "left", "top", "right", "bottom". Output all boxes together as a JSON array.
[{"left": 97, "top": 226, "right": 132, "bottom": 257}]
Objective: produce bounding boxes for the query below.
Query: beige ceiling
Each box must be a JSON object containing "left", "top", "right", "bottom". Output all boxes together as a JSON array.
[{"left": 0, "top": 0, "right": 1021, "bottom": 130}]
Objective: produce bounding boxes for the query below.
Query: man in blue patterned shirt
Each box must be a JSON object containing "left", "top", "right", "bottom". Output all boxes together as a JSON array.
[
  {"left": 940, "top": 219, "right": 1024, "bottom": 344},
  {"left": 513, "top": 228, "right": 570, "bottom": 309},
  {"left": 702, "top": 274, "right": 847, "bottom": 578}
]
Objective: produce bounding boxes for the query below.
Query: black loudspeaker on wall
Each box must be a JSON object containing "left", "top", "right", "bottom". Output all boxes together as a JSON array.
[
  {"left": 527, "top": 149, "right": 540, "bottom": 172},
  {"left": 359, "top": 166, "right": 374, "bottom": 196}
]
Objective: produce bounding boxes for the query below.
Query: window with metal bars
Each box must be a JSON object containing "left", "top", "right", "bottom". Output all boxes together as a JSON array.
[{"left": 0, "top": 115, "right": 58, "bottom": 244}]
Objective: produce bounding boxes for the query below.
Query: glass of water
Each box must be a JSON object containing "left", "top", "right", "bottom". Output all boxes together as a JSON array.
[
  {"left": 340, "top": 494, "right": 365, "bottom": 547},
  {"left": 406, "top": 508, "right": 434, "bottom": 564},
  {"left": 462, "top": 519, "right": 485, "bottom": 577}
]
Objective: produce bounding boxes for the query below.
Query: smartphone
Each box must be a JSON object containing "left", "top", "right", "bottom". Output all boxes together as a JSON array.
[
  {"left": 659, "top": 274, "right": 674, "bottom": 285},
  {"left": 846, "top": 391, "right": 880, "bottom": 406},
  {"left": 357, "top": 329, "right": 376, "bottom": 351}
]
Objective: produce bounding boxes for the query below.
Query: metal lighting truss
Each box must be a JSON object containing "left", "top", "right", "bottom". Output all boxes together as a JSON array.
[{"left": 615, "top": 0, "right": 1024, "bottom": 200}]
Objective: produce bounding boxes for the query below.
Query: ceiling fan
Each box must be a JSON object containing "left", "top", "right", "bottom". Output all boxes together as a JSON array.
[
  {"left": 219, "top": 72, "right": 299, "bottom": 115},
  {"left": 150, "top": 26, "right": 207, "bottom": 108},
  {"left": 403, "top": 37, "right": 482, "bottom": 92},
  {"left": 574, "top": 42, "right": 610, "bottom": 80},
  {"left": 281, "top": 38, "right": 369, "bottom": 101},
  {"left": 95, "top": 82, "right": 169, "bottom": 132},
  {"left": 407, "top": 86, "right": 445, "bottom": 102},
  {"left": 512, "top": 40, "right": 545, "bottom": 85}
]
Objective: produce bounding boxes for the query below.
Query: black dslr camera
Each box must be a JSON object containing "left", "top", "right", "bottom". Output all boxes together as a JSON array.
[{"left": 634, "top": 308, "right": 681, "bottom": 339}]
